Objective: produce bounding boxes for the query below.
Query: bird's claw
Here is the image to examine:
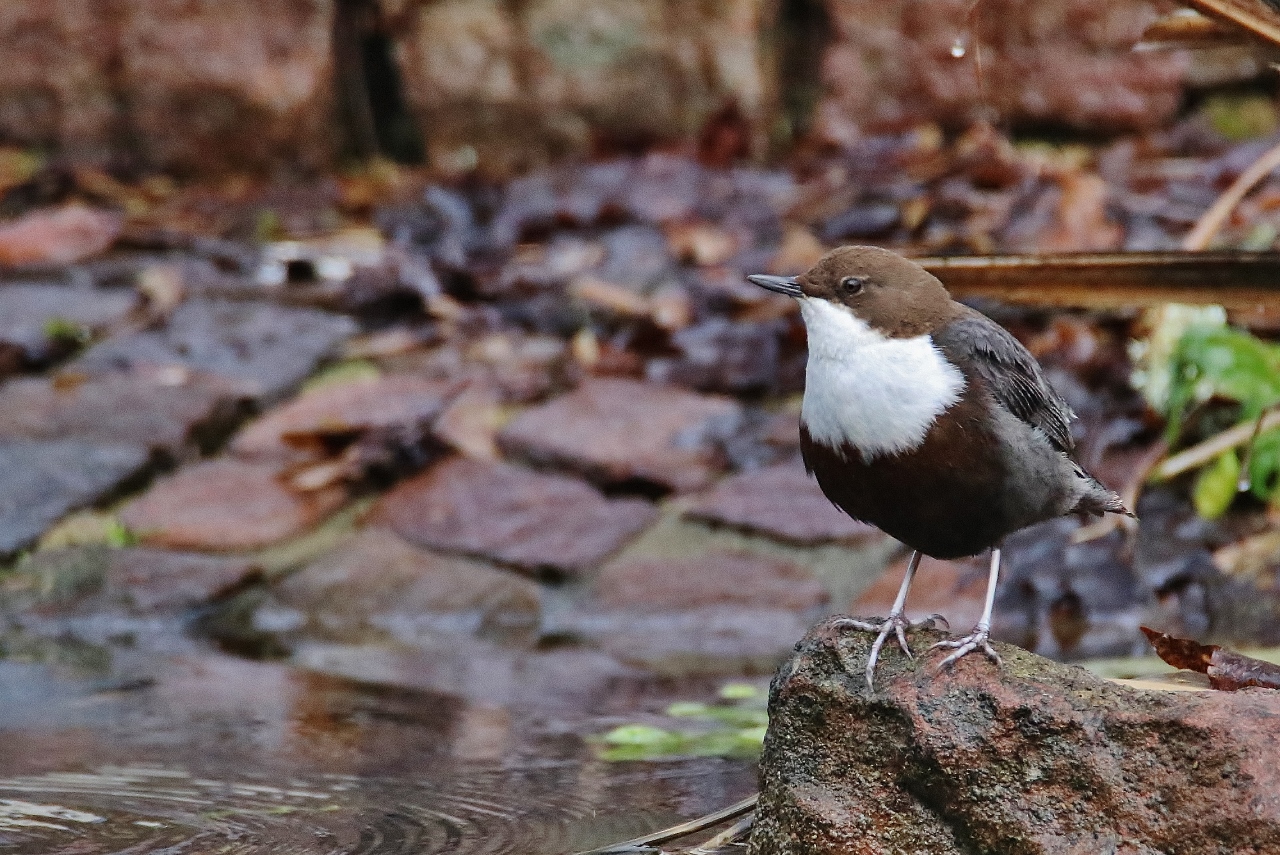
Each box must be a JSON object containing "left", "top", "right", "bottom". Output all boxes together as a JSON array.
[
  {"left": 930, "top": 626, "right": 1002, "bottom": 672},
  {"left": 833, "top": 613, "right": 937, "bottom": 690},
  {"left": 915, "top": 612, "right": 949, "bottom": 632}
]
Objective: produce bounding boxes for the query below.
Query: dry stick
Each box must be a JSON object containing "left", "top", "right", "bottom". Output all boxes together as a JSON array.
[
  {"left": 1075, "top": 137, "right": 1280, "bottom": 543},
  {"left": 572, "top": 794, "right": 759, "bottom": 855},
  {"left": 689, "top": 814, "right": 756, "bottom": 854},
  {"left": 1184, "top": 0, "right": 1280, "bottom": 49},
  {"left": 1154, "top": 406, "right": 1280, "bottom": 481},
  {"left": 1238, "top": 409, "right": 1270, "bottom": 490},
  {"left": 1181, "top": 139, "right": 1280, "bottom": 251}
]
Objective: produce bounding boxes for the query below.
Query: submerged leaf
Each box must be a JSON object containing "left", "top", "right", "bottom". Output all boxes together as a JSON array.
[
  {"left": 666, "top": 702, "right": 710, "bottom": 717},
  {"left": 594, "top": 681, "right": 768, "bottom": 761},
  {"left": 600, "top": 724, "right": 676, "bottom": 746},
  {"left": 717, "top": 682, "right": 760, "bottom": 700}
]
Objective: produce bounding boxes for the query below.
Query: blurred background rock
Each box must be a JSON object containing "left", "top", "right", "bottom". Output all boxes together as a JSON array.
[{"left": 0, "top": 0, "right": 1196, "bottom": 177}]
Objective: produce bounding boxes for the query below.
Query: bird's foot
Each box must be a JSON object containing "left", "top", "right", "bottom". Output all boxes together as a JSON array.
[
  {"left": 832, "top": 613, "right": 948, "bottom": 689},
  {"left": 930, "top": 624, "right": 1002, "bottom": 672}
]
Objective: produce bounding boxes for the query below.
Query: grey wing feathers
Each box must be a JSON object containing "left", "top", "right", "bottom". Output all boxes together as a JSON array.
[{"left": 934, "top": 313, "right": 1075, "bottom": 452}]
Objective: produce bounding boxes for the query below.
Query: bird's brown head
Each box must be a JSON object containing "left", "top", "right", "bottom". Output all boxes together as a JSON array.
[{"left": 749, "top": 245, "right": 959, "bottom": 338}]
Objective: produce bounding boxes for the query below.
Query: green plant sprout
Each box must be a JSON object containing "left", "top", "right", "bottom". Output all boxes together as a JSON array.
[{"left": 1165, "top": 325, "right": 1280, "bottom": 518}]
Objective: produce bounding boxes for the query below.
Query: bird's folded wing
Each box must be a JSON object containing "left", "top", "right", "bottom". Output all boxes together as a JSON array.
[{"left": 932, "top": 312, "right": 1075, "bottom": 453}]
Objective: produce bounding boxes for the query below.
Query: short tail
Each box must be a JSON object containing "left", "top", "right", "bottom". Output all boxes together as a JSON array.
[{"left": 1072, "top": 468, "right": 1135, "bottom": 520}]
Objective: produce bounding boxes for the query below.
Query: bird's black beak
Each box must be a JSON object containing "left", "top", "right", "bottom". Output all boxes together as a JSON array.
[{"left": 747, "top": 274, "right": 803, "bottom": 297}]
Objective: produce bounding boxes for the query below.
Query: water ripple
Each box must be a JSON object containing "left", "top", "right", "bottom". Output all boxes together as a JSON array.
[{"left": 0, "top": 762, "right": 732, "bottom": 854}]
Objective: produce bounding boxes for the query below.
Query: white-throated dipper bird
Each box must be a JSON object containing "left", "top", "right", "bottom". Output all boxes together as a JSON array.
[{"left": 749, "top": 246, "right": 1130, "bottom": 688}]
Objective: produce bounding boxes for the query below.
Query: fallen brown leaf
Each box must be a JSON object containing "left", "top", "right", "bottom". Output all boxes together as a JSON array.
[
  {"left": 0, "top": 204, "right": 123, "bottom": 267},
  {"left": 1141, "top": 626, "right": 1280, "bottom": 691}
]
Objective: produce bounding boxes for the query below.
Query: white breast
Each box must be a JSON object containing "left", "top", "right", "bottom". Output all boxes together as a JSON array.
[{"left": 798, "top": 297, "right": 965, "bottom": 459}]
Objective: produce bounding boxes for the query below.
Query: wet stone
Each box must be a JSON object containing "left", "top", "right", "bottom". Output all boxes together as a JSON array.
[
  {"left": 556, "top": 160, "right": 633, "bottom": 225},
  {"left": 621, "top": 154, "right": 706, "bottom": 224},
  {"left": 384, "top": 330, "right": 577, "bottom": 404},
  {"left": 820, "top": 201, "right": 901, "bottom": 241},
  {"left": 648, "top": 318, "right": 787, "bottom": 395},
  {"left": 685, "top": 464, "right": 883, "bottom": 546},
  {"left": 716, "top": 409, "right": 803, "bottom": 472},
  {"left": 595, "top": 224, "right": 676, "bottom": 291},
  {"left": 0, "top": 284, "right": 138, "bottom": 373},
  {"left": 562, "top": 551, "right": 829, "bottom": 673},
  {"left": 498, "top": 377, "right": 741, "bottom": 494},
  {"left": 594, "top": 551, "right": 828, "bottom": 612},
  {"left": 490, "top": 160, "right": 633, "bottom": 245},
  {"left": 230, "top": 374, "right": 462, "bottom": 462},
  {"left": 120, "top": 459, "right": 346, "bottom": 553},
  {"left": 0, "top": 439, "right": 149, "bottom": 560},
  {"left": 75, "top": 298, "right": 357, "bottom": 402},
  {"left": 2, "top": 546, "right": 258, "bottom": 618},
  {"left": 499, "top": 235, "right": 606, "bottom": 292},
  {"left": 272, "top": 528, "right": 541, "bottom": 646},
  {"left": 0, "top": 368, "right": 247, "bottom": 459},
  {"left": 367, "top": 457, "right": 656, "bottom": 578}
]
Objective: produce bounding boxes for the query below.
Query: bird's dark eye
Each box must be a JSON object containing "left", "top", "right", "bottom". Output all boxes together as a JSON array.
[{"left": 839, "top": 276, "right": 865, "bottom": 294}]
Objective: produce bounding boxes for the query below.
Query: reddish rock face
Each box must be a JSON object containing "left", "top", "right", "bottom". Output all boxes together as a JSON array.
[
  {"left": 0, "top": 3, "right": 119, "bottom": 158},
  {"left": 0, "top": 0, "right": 1193, "bottom": 174},
  {"left": 750, "top": 618, "right": 1280, "bottom": 855},
  {"left": 120, "top": 459, "right": 346, "bottom": 552},
  {"left": 498, "top": 377, "right": 741, "bottom": 494},
  {"left": 685, "top": 463, "right": 883, "bottom": 546},
  {"left": 366, "top": 457, "right": 657, "bottom": 578},
  {"left": 230, "top": 374, "right": 461, "bottom": 462},
  {"left": 117, "top": 0, "right": 335, "bottom": 174},
  {"left": 0, "top": 0, "right": 334, "bottom": 173},
  {"left": 0, "top": 369, "right": 245, "bottom": 459},
  {"left": 391, "top": 0, "right": 773, "bottom": 173},
  {"left": 816, "top": 0, "right": 1186, "bottom": 143}
]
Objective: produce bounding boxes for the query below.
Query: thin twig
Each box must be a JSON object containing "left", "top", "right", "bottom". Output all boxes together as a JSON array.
[
  {"left": 1237, "top": 410, "right": 1268, "bottom": 490},
  {"left": 1153, "top": 406, "right": 1280, "bottom": 481},
  {"left": 688, "top": 814, "right": 756, "bottom": 854},
  {"left": 572, "top": 795, "right": 758, "bottom": 855},
  {"left": 1182, "top": 138, "right": 1280, "bottom": 251}
]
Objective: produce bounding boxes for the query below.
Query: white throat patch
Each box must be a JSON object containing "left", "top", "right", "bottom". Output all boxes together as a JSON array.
[{"left": 798, "top": 298, "right": 965, "bottom": 459}]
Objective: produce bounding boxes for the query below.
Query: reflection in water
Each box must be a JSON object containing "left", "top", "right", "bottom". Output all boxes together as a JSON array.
[
  {"left": 0, "top": 762, "right": 738, "bottom": 854},
  {"left": 0, "top": 652, "right": 756, "bottom": 854}
]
